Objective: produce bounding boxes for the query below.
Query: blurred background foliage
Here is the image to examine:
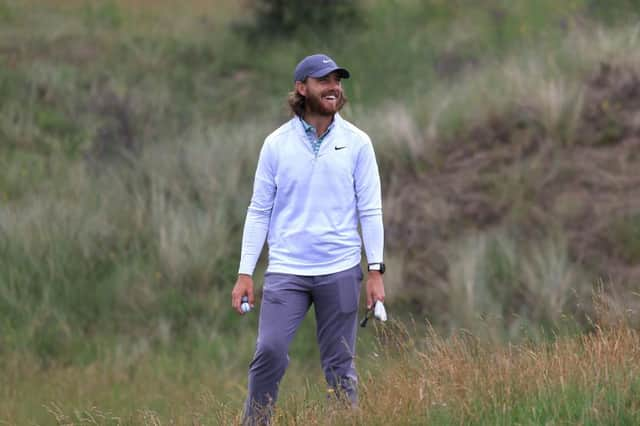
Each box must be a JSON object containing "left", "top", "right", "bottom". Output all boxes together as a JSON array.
[
  {"left": 0, "top": 0, "right": 639, "bottom": 371},
  {"left": 244, "top": 0, "right": 362, "bottom": 39}
]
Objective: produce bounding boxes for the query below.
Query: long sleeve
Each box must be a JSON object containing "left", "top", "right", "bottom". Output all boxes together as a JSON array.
[
  {"left": 354, "top": 140, "right": 384, "bottom": 263},
  {"left": 238, "top": 141, "right": 276, "bottom": 275}
]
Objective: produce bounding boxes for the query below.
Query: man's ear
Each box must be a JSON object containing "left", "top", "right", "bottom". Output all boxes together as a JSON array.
[{"left": 295, "top": 80, "right": 307, "bottom": 97}]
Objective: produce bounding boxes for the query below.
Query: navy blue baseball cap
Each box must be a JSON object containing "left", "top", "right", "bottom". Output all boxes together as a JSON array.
[{"left": 293, "top": 54, "right": 350, "bottom": 82}]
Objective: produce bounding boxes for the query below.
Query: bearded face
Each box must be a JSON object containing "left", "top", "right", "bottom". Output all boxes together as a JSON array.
[
  {"left": 297, "top": 72, "right": 346, "bottom": 117},
  {"left": 304, "top": 85, "right": 346, "bottom": 116}
]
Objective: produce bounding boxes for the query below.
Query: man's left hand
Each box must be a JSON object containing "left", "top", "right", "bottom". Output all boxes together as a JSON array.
[{"left": 366, "top": 271, "right": 385, "bottom": 310}]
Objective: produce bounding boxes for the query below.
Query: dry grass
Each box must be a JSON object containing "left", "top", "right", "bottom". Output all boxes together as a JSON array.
[
  {"left": 272, "top": 316, "right": 640, "bottom": 425},
  {"left": 3, "top": 314, "right": 638, "bottom": 425}
]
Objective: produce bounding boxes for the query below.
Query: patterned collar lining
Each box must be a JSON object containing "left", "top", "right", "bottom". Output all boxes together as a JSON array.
[{"left": 299, "top": 116, "right": 335, "bottom": 155}]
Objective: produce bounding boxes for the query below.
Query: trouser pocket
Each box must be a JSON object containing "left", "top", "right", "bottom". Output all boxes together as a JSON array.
[{"left": 337, "top": 266, "right": 363, "bottom": 314}]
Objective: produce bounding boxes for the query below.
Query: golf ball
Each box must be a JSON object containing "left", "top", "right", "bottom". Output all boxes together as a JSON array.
[{"left": 241, "top": 296, "right": 251, "bottom": 313}]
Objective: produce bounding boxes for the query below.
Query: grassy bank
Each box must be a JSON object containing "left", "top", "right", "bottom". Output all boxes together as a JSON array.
[
  {"left": 2, "top": 1, "right": 640, "bottom": 423},
  {"left": 1, "top": 0, "right": 640, "bottom": 414}
]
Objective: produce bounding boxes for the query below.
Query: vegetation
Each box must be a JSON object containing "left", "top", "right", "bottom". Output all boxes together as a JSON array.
[
  {"left": 1, "top": 0, "right": 640, "bottom": 423},
  {"left": 244, "top": 0, "right": 362, "bottom": 39},
  {"left": 3, "top": 313, "right": 640, "bottom": 424}
]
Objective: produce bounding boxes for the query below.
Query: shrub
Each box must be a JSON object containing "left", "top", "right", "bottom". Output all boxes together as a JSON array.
[{"left": 246, "top": 0, "right": 361, "bottom": 39}]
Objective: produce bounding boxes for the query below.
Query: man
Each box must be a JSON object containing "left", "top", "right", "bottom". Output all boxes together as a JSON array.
[{"left": 231, "top": 53, "right": 385, "bottom": 424}]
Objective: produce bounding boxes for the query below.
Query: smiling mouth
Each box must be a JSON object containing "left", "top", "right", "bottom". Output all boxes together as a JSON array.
[{"left": 323, "top": 95, "right": 337, "bottom": 101}]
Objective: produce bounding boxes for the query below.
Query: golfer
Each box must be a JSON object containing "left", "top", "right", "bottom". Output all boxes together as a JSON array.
[{"left": 231, "top": 53, "right": 385, "bottom": 424}]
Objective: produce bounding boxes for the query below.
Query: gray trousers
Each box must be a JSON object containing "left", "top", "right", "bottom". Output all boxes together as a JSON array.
[{"left": 243, "top": 264, "right": 363, "bottom": 424}]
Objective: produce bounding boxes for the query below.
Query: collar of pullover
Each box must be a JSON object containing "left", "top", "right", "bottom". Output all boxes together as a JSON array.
[{"left": 298, "top": 115, "right": 336, "bottom": 155}]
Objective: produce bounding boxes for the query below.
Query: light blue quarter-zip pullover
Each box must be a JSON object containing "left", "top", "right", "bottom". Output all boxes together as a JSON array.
[{"left": 238, "top": 113, "right": 384, "bottom": 276}]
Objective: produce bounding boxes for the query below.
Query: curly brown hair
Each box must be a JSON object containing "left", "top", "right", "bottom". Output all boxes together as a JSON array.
[{"left": 287, "top": 90, "right": 306, "bottom": 117}]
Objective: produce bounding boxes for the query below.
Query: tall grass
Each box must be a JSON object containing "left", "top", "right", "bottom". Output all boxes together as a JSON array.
[
  {"left": 0, "top": 124, "right": 265, "bottom": 360},
  {"left": 3, "top": 314, "right": 639, "bottom": 424}
]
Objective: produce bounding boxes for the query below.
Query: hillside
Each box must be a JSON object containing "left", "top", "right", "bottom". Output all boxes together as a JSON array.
[
  {"left": 2, "top": 0, "right": 640, "bottom": 423},
  {"left": 385, "top": 62, "right": 640, "bottom": 332},
  {"left": 0, "top": 0, "right": 639, "bottom": 370}
]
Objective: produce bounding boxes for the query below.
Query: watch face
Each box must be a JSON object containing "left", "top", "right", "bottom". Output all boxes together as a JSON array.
[{"left": 369, "top": 263, "right": 385, "bottom": 273}]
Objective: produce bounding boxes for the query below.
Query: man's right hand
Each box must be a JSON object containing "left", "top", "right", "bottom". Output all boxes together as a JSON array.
[{"left": 231, "top": 274, "right": 254, "bottom": 315}]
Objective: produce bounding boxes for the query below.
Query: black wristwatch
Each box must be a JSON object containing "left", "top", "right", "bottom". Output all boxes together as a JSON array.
[{"left": 368, "top": 263, "right": 385, "bottom": 274}]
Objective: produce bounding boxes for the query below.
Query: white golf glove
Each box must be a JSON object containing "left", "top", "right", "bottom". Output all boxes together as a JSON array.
[{"left": 373, "top": 300, "right": 387, "bottom": 322}]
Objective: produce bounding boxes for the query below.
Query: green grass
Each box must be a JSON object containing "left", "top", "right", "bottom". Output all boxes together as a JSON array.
[
  {"left": 3, "top": 321, "right": 639, "bottom": 425},
  {"left": 611, "top": 214, "right": 640, "bottom": 264},
  {"left": 0, "top": 311, "right": 381, "bottom": 424}
]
